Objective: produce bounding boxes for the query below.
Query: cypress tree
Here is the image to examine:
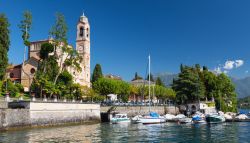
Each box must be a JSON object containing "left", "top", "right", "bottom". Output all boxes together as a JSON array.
[
  {"left": 132, "top": 72, "right": 143, "bottom": 81},
  {"left": 92, "top": 64, "right": 103, "bottom": 83},
  {"left": 146, "top": 73, "right": 154, "bottom": 82},
  {"left": 156, "top": 77, "right": 164, "bottom": 87},
  {"left": 0, "top": 14, "right": 10, "bottom": 80}
]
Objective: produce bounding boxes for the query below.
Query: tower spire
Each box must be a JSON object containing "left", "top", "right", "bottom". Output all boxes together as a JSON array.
[{"left": 82, "top": 11, "right": 85, "bottom": 17}]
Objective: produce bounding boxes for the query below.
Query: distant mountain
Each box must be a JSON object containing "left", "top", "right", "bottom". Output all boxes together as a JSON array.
[
  {"left": 154, "top": 72, "right": 178, "bottom": 87},
  {"left": 231, "top": 77, "right": 250, "bottom": 98},
  {"left": 155, "top": 72, "right": 250, "bottom": 98}
]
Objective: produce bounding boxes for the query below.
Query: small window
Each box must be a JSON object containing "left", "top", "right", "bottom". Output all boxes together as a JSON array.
[
  {"left": 30, "top": 68, "right": 36, "bottom": 74},
  {"left": 10, "top": 72, "right": 14, "bottom": 78},
  {"left": 80, "top": 27, "right": 84, "bottom": 37}
]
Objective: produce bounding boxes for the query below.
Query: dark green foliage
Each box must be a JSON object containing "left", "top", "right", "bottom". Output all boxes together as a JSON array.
[
  {"left": 57, "top": 70, "right": 73, "bottom": 85},
  {"left": 40, "top": 43, "right": 54, "bottom": 60},
  {"left": 173, "top": 64, "right": 237, "bottom": 112},
  {"left": 215, "top": 74, "right": 237, "bottom": 112},
  {"left": 155, "top": 77, "right": 164, "bottom": 87},
  {"left": 173, "top": 65, "right": 205, "bottom": 104},
  {"left": 238, "top": 96, "right": 250, "bottom": 109},
  {"left": 0, "top": 14, "right": 10, "bottom": 80},
  {"left": 92, "top": 64, "right": 103, "bottom": 83},
  {"left": 18, "top": 11, "right": 32, "bottom": 46},
  {"left": 146, "top": 73, "right": 154, "bottom": 82},
  {"left": 132, "top": 72, "right": 143, "bottom": 81}
]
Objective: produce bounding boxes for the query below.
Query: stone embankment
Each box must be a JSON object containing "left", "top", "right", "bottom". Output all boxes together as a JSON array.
[
  {"left": 101, "top": 106, "right": 179, "bottom": 117},
  {"left": 0, "top": 101, "right": 100, "bottom": 130},
  {"left": 100, "top": 105, "right": 179, "bottom": 122}
]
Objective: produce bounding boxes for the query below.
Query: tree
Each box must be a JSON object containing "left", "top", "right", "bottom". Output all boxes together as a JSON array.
[
  {"left": 146, "top": 73, "right": 154, "bottom": 82},
  {"left": 47, "top": 13, "right": 82, "bottom": 94},
  {"left": 172, "top": 65, "right": 205, "bottom": 104},
  {"left": 40, "top": 43, "right": 54, "bottom": 60},
  {"left": 215, "top": 73, "right": 237, "bottom": 112},
  {"left": 155, "top": 77, "right": 164, "bottom": 87},
  {"left": 49, "top": 13, "right": 70, "bottom": 85},
  {"left": 92, "top": 78, "right": 131, "bottom": 102},
  {"left": 2, "top": 79, "right": 24, "bottom": 97},
  {"left": 0, "top": 14, "right": 10, "bottom": 80},
  {"left": 132, "top": 72, "right": 143, "bottom": 81},
  {"left": 173, "top": 64, "right": 237, "bottom": 112},
  {"left": 18, "top": 11, "right": 32, "bottom": 95},
  {"left": 92, "top": 64, "right": 103, "bottom": 83},
  {"left": 18, "top": 11, "right": 32, "bottom": 46}
]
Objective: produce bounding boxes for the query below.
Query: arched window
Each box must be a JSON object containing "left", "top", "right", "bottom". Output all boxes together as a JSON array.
[
  {"left": 80, "top": 27, "right": 84, "bottom": 37},
  {"left": 86, "top": 28, "right": 89, "bottom": 38},
  {"left": 30, "top": 68, "right": 36, "bottom": 74},
  {"left": 10, "top": 73, "right": 14, "bottom": 78}
]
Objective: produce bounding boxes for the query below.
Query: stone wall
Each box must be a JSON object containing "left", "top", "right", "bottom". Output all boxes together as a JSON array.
[
  {"left": 101, "top": 106, "right": 179, "bottom": 117},
  {"left": 0, "top": 109, "right": 30, "bottom": 129},
  {"left": 0, "top": 102, "right": 100, "bottom": 130},
  {"left": 0, "top": 101, "right": 7, "bottom": 109},
  {"left": 29, "top": 102, "right": 100, "bottom": 126}
]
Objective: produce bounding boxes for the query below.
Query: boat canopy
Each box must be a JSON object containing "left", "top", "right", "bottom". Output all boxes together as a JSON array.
[
  {"left": 192, "top": 115, "right": 202, "bottom": 121},
  {"left": 149, "top": 112, "right": 160, "bottom": 118}
]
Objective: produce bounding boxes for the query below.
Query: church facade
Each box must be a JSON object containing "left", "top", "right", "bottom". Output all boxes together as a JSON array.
[{"left": 6, "top": 14, "right": 91, "bottom": 91}]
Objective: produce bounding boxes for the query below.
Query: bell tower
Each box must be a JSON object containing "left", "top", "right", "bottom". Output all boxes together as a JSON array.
[{"left": 76, "top": 12, "right": 90, "bottom": 87}]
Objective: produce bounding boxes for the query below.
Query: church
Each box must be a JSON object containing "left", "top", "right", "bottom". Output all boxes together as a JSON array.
[{"left": 6, "top": 14, "right": 91, "bottom": 92}]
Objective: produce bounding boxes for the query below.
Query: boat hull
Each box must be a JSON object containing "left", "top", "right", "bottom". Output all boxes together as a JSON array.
[
  {"left": 206, "top": 115, "right": 225, "bottom": 123},
  {"left": 111, "top": 118, "right": 130, "bottom": 124},
  {"left": 140, "top": 118, "right": 162, "bottom": 124}
]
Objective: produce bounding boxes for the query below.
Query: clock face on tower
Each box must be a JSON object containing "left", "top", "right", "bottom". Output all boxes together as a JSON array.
[{"left": 78, "top": 46, "right": 83, "bottom": 53}]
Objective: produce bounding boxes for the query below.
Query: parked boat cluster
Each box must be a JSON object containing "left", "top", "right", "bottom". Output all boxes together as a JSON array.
[{"left": 110, "top": 111, "right": 250, "bottom": 124}]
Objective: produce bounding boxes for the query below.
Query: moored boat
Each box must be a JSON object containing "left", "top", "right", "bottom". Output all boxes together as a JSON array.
[
  {"left": 179, "top": 118, "right": 192, "bottom": 124},
  {"left": 111, "top": 114, "right": 130, "bottom": 124},
  {"left": 131, "top": 115, "right": 142, "bottom": 124},
  {"left": 140, "top": 112, "right": 162, "bottom": 124},
  {"left": 205, "top": 113, "right": 225, "bottom": 123},
  {"left": 192, "top": 113, "right": 206, "bottom": 124}
]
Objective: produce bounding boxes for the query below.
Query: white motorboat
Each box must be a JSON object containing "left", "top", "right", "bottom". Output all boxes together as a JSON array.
[
  {"left": 110, "top": 114, "right": 130, "bottom": 124},
  {"left": 174, "top": 114, "right": 186, "bottom": 121},
  {"left": 205, "top": 113, "right": 225, "bottom": 123},
  {"left": 131, "top": 115, "right": 142, "bottom": 124},
  {"left": 179, "top": 118, "right": 192, "bottom": 124},
  {"left": 164, "top": 114, "right": 176, "bottom": 122}
]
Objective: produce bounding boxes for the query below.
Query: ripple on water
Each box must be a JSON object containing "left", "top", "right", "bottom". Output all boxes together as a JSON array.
[{"left": 0, "top": 122, "right": 249, "bottom": 142}]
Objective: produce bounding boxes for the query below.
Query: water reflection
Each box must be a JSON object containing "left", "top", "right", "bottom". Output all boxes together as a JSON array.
[{"left": 0, "top": 122, "right": 249, "bottom": 143}]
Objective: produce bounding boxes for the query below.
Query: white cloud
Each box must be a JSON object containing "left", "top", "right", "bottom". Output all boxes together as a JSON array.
[
  {"left": 223, "top": 60, "right": 235, "bottom": 70},
  {"left": 235, "top": 60, "right": 244, "bottom": 68},
  {"left": 214, "top": 59, "right": 244, "bottom": 74},
  {"left": 245, "top": 70, "right": 249, "bottom": 74},
  {"left": 223, "top": 70, "right": 229, "bottom": 74},
  {"left": 214, "top": 67, "right": 222, "bottom": 74}
]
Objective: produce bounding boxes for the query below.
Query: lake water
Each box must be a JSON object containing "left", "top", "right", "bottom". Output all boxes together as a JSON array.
[{"left": 0, "top": 122, "right": 250, "bottom": 143}]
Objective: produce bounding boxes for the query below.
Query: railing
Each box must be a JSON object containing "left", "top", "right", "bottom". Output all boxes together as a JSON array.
[
  {"left": 4, "top": 96, "right": 100, "bottom": 104},
  {"left": 100, "top": 103, "right": 175, "bottom": 107}
]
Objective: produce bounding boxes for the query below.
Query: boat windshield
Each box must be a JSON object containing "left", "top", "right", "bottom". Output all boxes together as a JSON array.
[{"left": 115, "top": 115, "right": 126, "bottom": 118}]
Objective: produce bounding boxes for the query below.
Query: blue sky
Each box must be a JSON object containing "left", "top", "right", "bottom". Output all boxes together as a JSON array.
[{"left": 1, "top": 0, "right": 250, "bottom": 81}]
